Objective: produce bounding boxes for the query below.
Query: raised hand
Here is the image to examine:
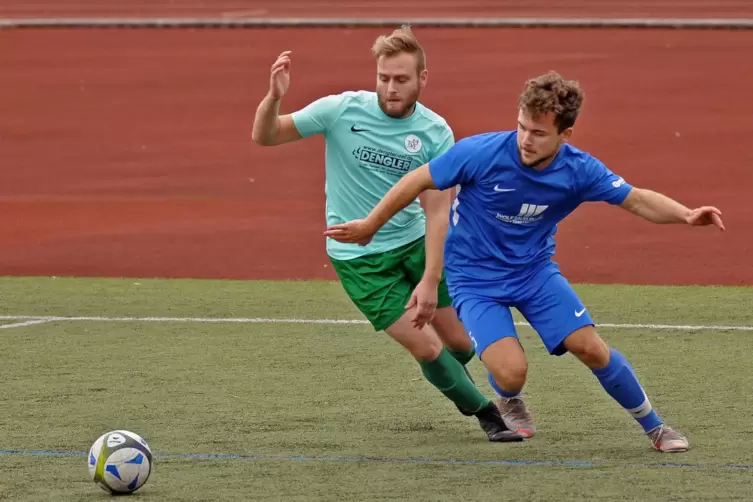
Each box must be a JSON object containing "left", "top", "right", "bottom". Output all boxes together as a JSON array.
[{"left": 269, "top": 51, "right": 292, "bottom": 100}]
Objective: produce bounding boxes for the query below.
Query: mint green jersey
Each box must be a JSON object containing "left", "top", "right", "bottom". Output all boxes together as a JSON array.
[{"left": 291, "top": 91, "right": 454, "bottom": 260}]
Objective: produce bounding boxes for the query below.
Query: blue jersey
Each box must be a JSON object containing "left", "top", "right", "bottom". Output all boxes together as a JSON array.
[{"left": 428, "top": 131, "right": 633, "bottom": 300}]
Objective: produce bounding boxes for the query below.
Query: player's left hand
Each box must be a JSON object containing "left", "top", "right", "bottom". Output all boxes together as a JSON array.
[
  {"left": 406, "top": 278, "right": 438, "bottom": 330},
  {"left": 323, "top": 219, "right": 376, "bottom": 246},
  {"left": 686, "top": 206, "right": 725, "bottom": 231}
]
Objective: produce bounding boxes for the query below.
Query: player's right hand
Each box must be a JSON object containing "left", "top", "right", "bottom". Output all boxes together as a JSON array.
[{"left": 268, "top": 51, "right": 292, "bottom": 100}]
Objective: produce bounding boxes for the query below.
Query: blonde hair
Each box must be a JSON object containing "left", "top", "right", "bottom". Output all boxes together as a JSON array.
[{"left": 371, "top": 25, "right": 426, "bottom": 73}]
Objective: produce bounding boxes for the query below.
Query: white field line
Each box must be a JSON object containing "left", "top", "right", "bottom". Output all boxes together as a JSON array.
[
  {"left": 0, "top": 319, "right": 53, "bottom": 329},
  {"left": 0, "top": 315, "right": 751, "bottom": 331}
]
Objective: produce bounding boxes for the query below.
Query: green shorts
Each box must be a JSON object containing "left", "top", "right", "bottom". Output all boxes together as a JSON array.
[{"left": 329, "top": 237, "right": 453, "bottom": 331}]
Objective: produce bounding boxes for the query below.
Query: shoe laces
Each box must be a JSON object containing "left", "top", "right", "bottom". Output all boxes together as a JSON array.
[
  {"left": 499, "top": 397, "right": 525, "bottom": 418},
  {"left": 651, "top": 425, "right": 684, "bottom": 442}
]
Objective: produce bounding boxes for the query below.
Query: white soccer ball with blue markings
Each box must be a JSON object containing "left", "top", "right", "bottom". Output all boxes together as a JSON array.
[{"left": 87, "top": 430, "right": 152, "bottom": 494}]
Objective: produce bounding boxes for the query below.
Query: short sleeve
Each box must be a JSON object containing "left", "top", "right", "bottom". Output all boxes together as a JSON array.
[
  {"left": 291, "top": 94, "right": 344, "bottom": 137},
  {"left": 428, "top": 137, "right": 480, "bottom": 191},
  {"left": 579, "top": 157, "right": 633, "bottom": 205},
  {"left": 433, "top": 125, "right": 455, "bottom": 158}
]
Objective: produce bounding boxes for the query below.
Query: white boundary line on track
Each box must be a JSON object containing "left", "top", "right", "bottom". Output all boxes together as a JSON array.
[
  {"left": 1, "top": 18, "right": 753, "bottom": 29},
  {"left": 0, "top": 315, "right": 751, "bottom": 331}
]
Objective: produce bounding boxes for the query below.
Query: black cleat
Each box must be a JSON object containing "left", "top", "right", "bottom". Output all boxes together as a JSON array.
[{"left": 474, "top": 402, "right": 525, "bottom": 442}]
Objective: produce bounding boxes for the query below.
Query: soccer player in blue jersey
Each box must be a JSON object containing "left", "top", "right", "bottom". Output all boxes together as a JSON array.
[
  {"left": 324, "top": 71, "right": 725, "bottom": 453},
  {"left": 252, "top": 26, "right": 526, "bottom": 442}
]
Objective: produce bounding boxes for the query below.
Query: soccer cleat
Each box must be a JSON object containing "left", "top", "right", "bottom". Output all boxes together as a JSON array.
[
  {"left": 474, "top": 402, "right": 525, "bottom": 442},
  {"left": 647, "top": 425, "right": 690, "bottom": 453},
  {"left": 497, "top": 396, "right": 536, "bottom": 438}
]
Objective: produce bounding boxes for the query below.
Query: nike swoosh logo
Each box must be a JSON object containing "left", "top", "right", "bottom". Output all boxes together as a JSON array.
[
  {"left": 575, "top": 308, "right": 587, "bottom": 317},
  {"left": 493, "top": 185, "right": 516, "bottom": 192},
  {"left": 351, "top": 125, "right": 369, "bottom": 132}
]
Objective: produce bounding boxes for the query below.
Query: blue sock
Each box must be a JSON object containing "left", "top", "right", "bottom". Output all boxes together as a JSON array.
[
  {"left": 592, "top": 348, "right": 663, "bottom": 433},
  {"left": 487, "top": 372, "right": 520, "bottom": 399}
]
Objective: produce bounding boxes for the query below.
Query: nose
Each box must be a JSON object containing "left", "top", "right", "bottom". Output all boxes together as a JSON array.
[
  {"left": 387, "top": 80, "right": 399, "bottom": 96},
  {"left": 520, "top": 132, "right": 533, "bottom": 147}
]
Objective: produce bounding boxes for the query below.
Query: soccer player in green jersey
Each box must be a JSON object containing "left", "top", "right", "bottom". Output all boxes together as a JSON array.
[{"left": 251, "top": 26, "right": 530, "bottom": 442}]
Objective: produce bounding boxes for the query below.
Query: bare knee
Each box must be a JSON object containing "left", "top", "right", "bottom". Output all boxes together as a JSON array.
[
  {"left": 480, "top": 337, "right": 528, "bottom": 391},
  {"left": 408, "top": 336, "right": 443, "bottom": 361},
  {"left": 563, "top": 326, "right": 610, "bottom": 369},
  {"left": 490, "top": 360, "right": 527, "bottom": 391}
]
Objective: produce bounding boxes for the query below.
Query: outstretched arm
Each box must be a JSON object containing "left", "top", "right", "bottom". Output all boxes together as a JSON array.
[
  {"left": 620, "top": 188, "right": 725, "bottom": 230},
  {"left": 324, "top": 164, "right": 438, "bottom": 245}
]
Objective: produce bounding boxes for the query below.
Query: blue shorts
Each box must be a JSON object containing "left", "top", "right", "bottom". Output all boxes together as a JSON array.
[{"left": 453, "top": 270, "right": 594, "bottom": 357}]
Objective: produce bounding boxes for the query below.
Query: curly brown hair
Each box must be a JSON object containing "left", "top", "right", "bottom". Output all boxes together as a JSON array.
[{"left": 518, "top": 71, "right": 585, "bottom": 133}]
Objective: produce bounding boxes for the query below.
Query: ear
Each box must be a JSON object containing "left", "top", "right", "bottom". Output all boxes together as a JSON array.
[
  {"left": 419, "top": 69, "right": 428, "bottom": 89},
  {"left": 560, "top": 127, "right": 574, "bottom": 142}
]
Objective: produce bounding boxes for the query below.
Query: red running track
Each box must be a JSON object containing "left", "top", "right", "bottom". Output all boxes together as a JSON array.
[{"left": 1, "top": 28, "right": 751, "bottom": 284}]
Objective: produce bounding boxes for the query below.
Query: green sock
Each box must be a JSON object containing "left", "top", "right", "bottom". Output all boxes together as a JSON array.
[
  {"left": 448, "top": 348, "right": 475, "bottom": 366},
  {"left": 418, "top": 348, "right": 490, "bottom": 414}
]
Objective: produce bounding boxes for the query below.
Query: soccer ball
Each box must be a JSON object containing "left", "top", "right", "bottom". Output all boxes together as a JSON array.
[{"left": 88, "top": 430, "right": 153, "bottom": 494}]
